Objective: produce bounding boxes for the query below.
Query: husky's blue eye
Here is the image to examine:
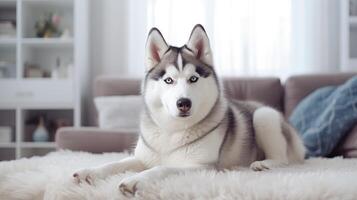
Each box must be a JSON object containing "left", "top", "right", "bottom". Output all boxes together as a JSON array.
[
  {"left": 164, "top": 77, "right": 174, "bottom": 84},
  {"left": 189, "top": 76, "right": 199, "bottom": 83}
]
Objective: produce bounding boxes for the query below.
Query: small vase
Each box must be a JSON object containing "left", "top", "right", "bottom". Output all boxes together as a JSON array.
[{"left": 32, "top": 117, "right": 49, "bottom": 142}]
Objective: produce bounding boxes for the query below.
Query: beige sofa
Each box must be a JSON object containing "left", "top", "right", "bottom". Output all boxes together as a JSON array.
[{"left": 56, "top": 73, "right": 357, "bottom": 157}]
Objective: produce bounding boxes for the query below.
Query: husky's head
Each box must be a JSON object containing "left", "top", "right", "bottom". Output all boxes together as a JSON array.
[{"left": 143, "top": 25, "right": 220, "bottom": 130}]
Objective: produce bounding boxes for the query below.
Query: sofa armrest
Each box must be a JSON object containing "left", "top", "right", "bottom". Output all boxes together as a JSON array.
[
  {"left": 55, "top": 127, "right": 138, "bottom": 153},
  {"left": 331, "top": 124, "right": 357, "bottom": 158}
]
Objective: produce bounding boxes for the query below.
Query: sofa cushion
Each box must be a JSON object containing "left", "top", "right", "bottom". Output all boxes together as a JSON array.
[
  {"left": 289, "top": 76, "right": 357, "bottom": 157},
  {"left": 94, "top": 95, "right": 142, "bottom": 131}
]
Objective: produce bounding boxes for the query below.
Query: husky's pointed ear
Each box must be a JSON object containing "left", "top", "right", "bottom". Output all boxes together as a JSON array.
[
  {"left": 186, "top": 24, "right": 213, "bottom": 66},
  {"left": 145, "top": 28, "right": 169, "bottom": 71}
]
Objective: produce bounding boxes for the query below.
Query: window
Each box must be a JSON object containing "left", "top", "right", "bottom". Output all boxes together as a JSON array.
[{"left": 147, "top": 0, "right": 291, "bottom": 77}]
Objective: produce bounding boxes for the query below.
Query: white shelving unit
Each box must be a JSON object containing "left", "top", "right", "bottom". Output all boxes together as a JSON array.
[
  {"left": 0, "top": 0, "right": 88, "bottom": 160},
  {"left": 341, "top": 0, "right": 357, "bottom": 71}
]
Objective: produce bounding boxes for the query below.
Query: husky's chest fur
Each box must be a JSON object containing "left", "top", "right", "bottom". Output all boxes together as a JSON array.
[
  {"left": 135, "top": 124, "right": 225, "bottom": 168},
  {"left": 135, "top": 100, "right": 263, "bottom": 169}
]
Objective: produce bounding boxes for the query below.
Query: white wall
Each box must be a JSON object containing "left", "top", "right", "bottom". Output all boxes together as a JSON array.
[
  {"left": 291, "top": 0, "right": 341, "bottom": 73},
  {"left": 86, "top": 0, "right": 130, "bottom": 125},
  {"left": 127, "top": 0, "right": 147, "bottom": 77},
  {"left": 90, "top": 0, "right": 129, "bottom": 77},
  {"left": 89, "top": 0, "right": 148, "bottom": 79}
]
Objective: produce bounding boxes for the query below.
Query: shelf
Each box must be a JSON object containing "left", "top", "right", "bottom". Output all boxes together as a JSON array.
[
  {"left": 0, "top": 143, "right": 16, "bottom": 148},
  {"left": 0, "top": 1, "right": 17, "bottom": 6},
  {"left": 0, "top": 103, "right": 16, "bottom": 109},
  {"left": 0, "top": 0, "right": 87, "bottom": 161},
  {"left": 0, "top": 79, "right": 75, "bottom": 108},
  {"left": 0, "top": 102, "right": 74, "bottom": 110},
  {"left": 0, "top": 101, "right": 74, "bottom": 110},
  {"left": 20, "top": 78, "right": 73, "bottom": 83},
  {"left": 22, "top": 0, "right": 73, "bottom": 7},
  {"left": 20, "top": 142, "right": 56, "bottom": 148},
  {"left": 18, "top": 103, "right": 74, "bottom": 109},
  {"left": 22, "top": 38, "right": 73, "bottom": 47},
  {"left": 0, "top": 1, "right": 16, "bottom": 11},
  {"left": 0, "top": 38, "right": 16, "bottom": 45},
  {"left": 20, "top": 147, "right": 55, "bottom": 158}
]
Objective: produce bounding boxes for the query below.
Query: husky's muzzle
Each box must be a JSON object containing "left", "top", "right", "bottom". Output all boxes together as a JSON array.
[{"left": 176, "top": 98, "right": 191, "bottom": 117}]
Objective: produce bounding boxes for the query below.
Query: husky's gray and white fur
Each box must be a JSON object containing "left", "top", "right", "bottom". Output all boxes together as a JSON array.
[{"left": 74, "top": 24, "right": 305, "bottom": 197}]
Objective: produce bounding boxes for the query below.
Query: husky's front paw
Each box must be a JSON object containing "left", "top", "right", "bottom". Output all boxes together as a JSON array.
[
  {"left": 119, "top": 176, "right": 144, "bottom": 197},
  {"left": 250, "top": 160, "right": 286, "bottom": 171},
  {"left": 73, "top": 168, "right": 104, "bottom": 185},
  {"left": 250, "top": 160, "right": 271, "bottom": 171}
]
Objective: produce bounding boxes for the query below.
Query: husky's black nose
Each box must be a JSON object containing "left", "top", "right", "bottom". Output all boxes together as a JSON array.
[{"left": 177, "top": 98, "right": 192, "bottom": 113}]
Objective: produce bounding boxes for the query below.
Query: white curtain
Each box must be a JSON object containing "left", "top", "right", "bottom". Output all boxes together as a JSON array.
[
  {"left": 291, "top": 0, "right": 341, "bottom": 74},
  {"left": 146, "top": 0, "right": 341, "bottom": 78},
  {"left": 212, "top": 0, "right": 291, "bottom": 77},
  {"left": 147, "top": 0, "right": 209, "bottom": 46}
]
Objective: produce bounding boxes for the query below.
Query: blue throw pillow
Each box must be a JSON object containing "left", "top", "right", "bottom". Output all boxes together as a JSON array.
[{"left": 289, "top": 76, "right": 357, "bottom": 157}]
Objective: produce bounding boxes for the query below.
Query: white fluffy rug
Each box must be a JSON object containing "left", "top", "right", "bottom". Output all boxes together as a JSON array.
[{"left": 1, "top": 151, "right": 357, "bottom": 200}]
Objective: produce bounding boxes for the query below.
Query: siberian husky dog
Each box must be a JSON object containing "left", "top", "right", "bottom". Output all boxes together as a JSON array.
[{"left": 73, "top": 24, "right": 305, "bottom": 197}]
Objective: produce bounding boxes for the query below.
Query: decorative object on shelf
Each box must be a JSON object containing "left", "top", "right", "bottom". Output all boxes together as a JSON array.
[
  {"left": 0, "top": 6, "right": 16, "bottom": 38},
  {"left": 35, "top": 13, "right": 62, "bottom": 38},
  {"left": 57, "top": 57, "right": 65, "bottom": 79},
  {"left": 32, "top": 117, "right": 49, "bottom": 142},
  {"left": 0, "top": 61, "right": 16, "bottom": 78},
  {"left": 51, "top": 57, "right": 73, "bottom": 79},
  {"left": 0, "top": 21, "right": 16, "bottom": 38},
  {"left": 0, "top": 126, "right": 12, "bottom": 143},
  {"left": 51, "top": 58, "right": 59, "bottom": 79},
  {"left": 24, "top": 62, "right": 50, "bottom": 78},
  {"left": 66, "top": 61, "right": 73, "bottom": 79},
  {"left": 61, "top": 29, "right": 71, "bottom": 39}
]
